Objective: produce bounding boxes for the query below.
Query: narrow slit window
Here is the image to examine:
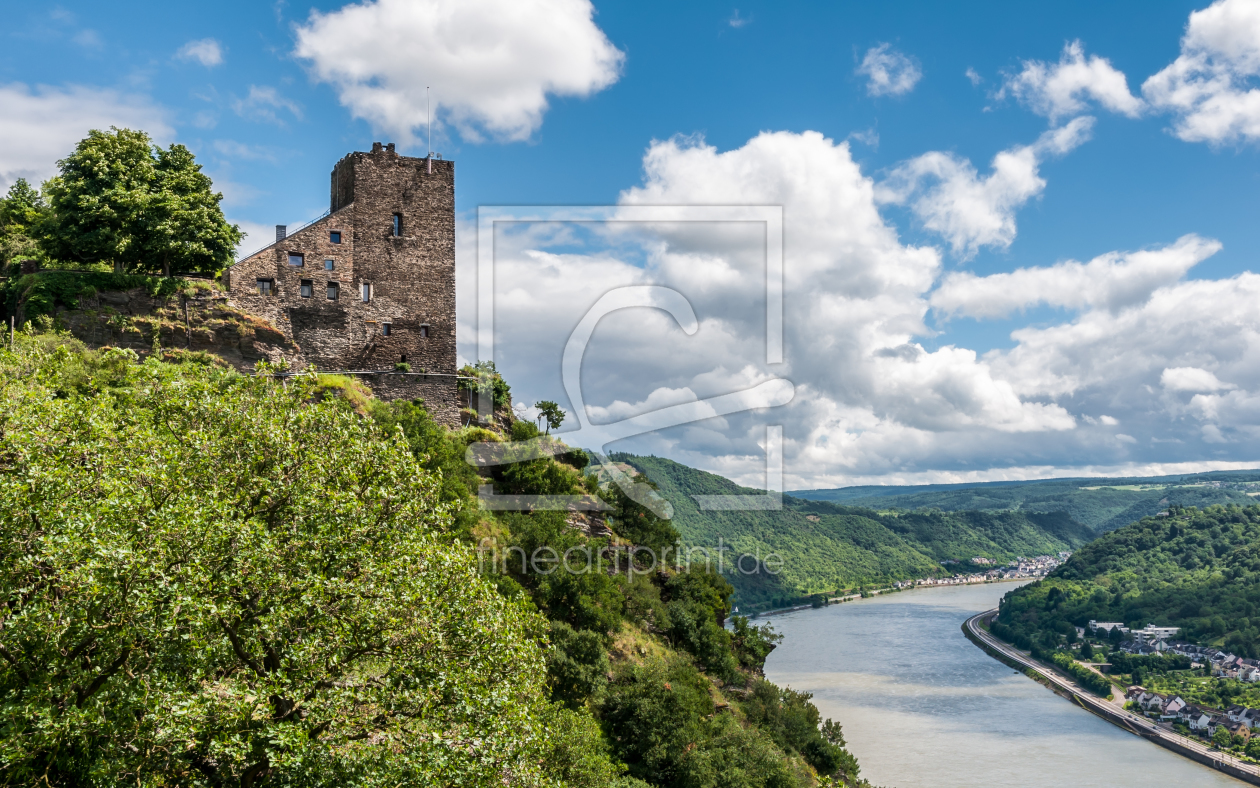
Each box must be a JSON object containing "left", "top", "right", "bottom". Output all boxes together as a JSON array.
[
  {"left": 327, "top": 282, "right": 339, "bottom": 300},
  {"left": 288, "top": 253, "right": 304, "bottom": 267},
  {"left": 300, "top": 280, "right": 313, "bottom": 298},
  {"left": 392, "top": 214, "right": 401, "bottom": 237},
  {"left": 361, "top": 282, "right": 372, "bottom": 302},
  {"left": 382, "top": 323, "right": 392, "bottom": 336},
  {"left": 329, "top": 230, "right": 341, "bottom": 244},
  {"left": 324, "top": 259, "right": 335, "bottom": 271},
  {"left": 257, "top": 279, "right": 273, "bottom": 296},
  {"left": 419, "top": 325, "right": 429, "bottom": 338}
]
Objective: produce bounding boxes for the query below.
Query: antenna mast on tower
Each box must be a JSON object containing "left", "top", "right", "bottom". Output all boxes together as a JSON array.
[{"left": 426, "top": 86, "right": 432, "bottom": 173}]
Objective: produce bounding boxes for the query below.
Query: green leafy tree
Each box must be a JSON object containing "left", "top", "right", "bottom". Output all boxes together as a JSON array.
[
  {"left": 730, "top": 616, "right": 783, "bottom": 671},
  {"left": 1214, "top": 725, "right": 1233, "bottom": 748},
  {"left": 41, "top": 127, "right": 240, "bottom": 275},
  {"left": 535, "top": 399, "right": 565, "bottom": 433},
  {"left": 546, "top": 620, "right": 610, "bottom": 709},
  {"left": 0, "top": 178, "right": 49, "bottom": 271},
  {"left": 608, "top": 477, "right": 680, "bottom": 555},
  {"left": 1245, "top": 736, "right": 1260, "bottom": 759}
]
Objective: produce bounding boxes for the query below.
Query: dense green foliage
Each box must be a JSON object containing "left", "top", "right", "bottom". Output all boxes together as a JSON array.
[
  {"left": 996, "top": 504, "right": 1260, "bottom": 659},
  {"left": 41, "top": 128, "right": 241, "bottom": 275},
  {"left": 0, "top": 178, "right": 49, "bottom": 272},
  {"left": 617, "top": 455, "right": 1092, "bottom": 610},
  {"left": 459, "top": 360, "right": 512, "bottom": 409},
  {"left": 1142, "top": 673, "right": 1260, "bottom": 711},
  {"left": 1048, "top": 652, "right": 1113, "bottom": 697},
  {"left": 792, "top": 474, "right": 1260, "bottom": 532},
  {"left": 0, "top": 320, "right": 878, "bottom": 786},
  {"left": 0, "top": 334, "right": 610, "bottom": 787},
  {"left": 353, "top": 371, "right": 872, "bottom": 786}
]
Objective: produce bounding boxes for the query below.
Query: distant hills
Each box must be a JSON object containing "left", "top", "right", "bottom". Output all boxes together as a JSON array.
[
  {"left": 615, "top": 454, "right": 1095, "bottom": 611},
  {"left": 791, "top": 470, "right": 1260, "bottom": 532}
]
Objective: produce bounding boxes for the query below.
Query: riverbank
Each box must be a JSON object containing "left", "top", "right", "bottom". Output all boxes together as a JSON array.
[
  {"left": 965, "top": 609, "right": 1260, "bottom": 785},
  {"left": 762, "top": 582, "right": 1242, "bottom": 788}
]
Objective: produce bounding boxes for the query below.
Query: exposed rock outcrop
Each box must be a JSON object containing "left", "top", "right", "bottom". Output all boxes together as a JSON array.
[{"left": 57, "top": 287, "right": 304, "bottom": 371}]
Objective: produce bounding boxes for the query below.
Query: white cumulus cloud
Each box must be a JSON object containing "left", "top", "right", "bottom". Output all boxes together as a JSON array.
[
  {"left": 1001, "top": 40, "right": 1143, "bottom": 121},
  {"left": 857, "top": 44, "right": 922, "bottom": 97},
  {"left": 459, "top": 126, "right": 1260, "bottom": 488},
  {"left": 293, "top": 0, "right": 624, "bottom": 145},
  {"left": 0, "top": 83, "right": 172, "bottom": 191},
  {"left": 875, "top": 117, "right": 1094, "bottom": 257},
  {"left": 1143, "top": 0, "right": 1260, "bottom": 143},
  {"left": 930, "top": 233, "right": 1221, "bottom": 318},
  {"left": 177, "top": 38, "right": 223, "bottom": 67},
  {"left": 1162, "top": 366, "right": 1237, "bottom": 392}
]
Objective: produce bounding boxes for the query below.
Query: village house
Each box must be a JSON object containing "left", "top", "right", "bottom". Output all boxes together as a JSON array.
[
  {"left": 1181, "top": 705, "right": 1213, "bottom": 732},
  {"left": 1160, "top": 696, "right": 1186, "bottom": 720}
]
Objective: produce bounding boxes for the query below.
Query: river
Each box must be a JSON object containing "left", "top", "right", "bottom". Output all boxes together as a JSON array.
[{"left": 762, "top": 582, "right": 1242, "bottom": 788}]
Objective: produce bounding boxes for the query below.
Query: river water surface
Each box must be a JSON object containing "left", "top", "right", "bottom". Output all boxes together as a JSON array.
[{"left": 762, "top": 582, "right": 1241, "bottom": 788}]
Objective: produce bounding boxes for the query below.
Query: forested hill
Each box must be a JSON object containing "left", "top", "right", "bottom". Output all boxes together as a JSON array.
[
  {"left": 615, "top": 454, "right": 1094, "bottom": 611},
  {"left": 997, "top": 504, "right": 1260, "bottom": 658},
  {"left": 790, "top": 472, "right": 1260, "bottom": 532}
]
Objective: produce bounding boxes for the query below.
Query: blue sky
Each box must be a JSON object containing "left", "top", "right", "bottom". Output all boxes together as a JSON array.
[{"left": 5, "top": 0, "right": 1260, "bottom": 487}]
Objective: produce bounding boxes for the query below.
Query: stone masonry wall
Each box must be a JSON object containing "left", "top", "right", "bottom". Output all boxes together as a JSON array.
[
  {"left": 362, "top": 374, "right": 461, "bottom": 427},
  {"left": 342, "top": 150, "right": 456, "bottom": 374},
  {"left": 228, "top": 207, "right": 354, "bottom": 363},
  {"left": 225, "top": 144, "right": 458, "bottom": 424}
]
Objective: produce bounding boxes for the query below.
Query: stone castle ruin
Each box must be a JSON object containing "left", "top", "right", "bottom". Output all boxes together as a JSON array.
[{"left": 227, "top": 143, "right": 459, "bottom": 424}]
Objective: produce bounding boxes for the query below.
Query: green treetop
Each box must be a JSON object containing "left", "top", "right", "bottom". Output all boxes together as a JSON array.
[
  {"left": 0, "top": 178, "right": 49, "bottom": 271},
  {"left": 535, "top": 400, "right": 565, "bottom": 434},
  {"left": 41, "top": 127, "right": 241, "bottom": 275}
]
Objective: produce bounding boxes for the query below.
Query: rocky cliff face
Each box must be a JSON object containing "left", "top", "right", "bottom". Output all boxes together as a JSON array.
[{"left": 56, "top": 287, "right": 304, "bottom": 371}]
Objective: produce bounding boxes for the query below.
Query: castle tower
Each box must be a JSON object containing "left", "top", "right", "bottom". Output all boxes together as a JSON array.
[{"left": 226, "top": 143, "right": 458, "bottom": 422}]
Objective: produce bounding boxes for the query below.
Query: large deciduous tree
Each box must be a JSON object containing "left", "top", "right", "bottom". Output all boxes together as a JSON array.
[{"left": 41, "top": 127, "right": 241, "bottom": 275}]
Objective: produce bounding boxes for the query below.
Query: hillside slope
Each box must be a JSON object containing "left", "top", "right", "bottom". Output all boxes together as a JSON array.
[
  {"left": 791, "top": 472, "right": 1260, "bottom": 531},
  {"left": 617, "top": 454, "right": 1092, "bottom": 610},
  {"left": 3, "top": 331, "right": 874, "bottom": 788},
  {"left": 997, "top": 503, "right": 1260, "bottom": 658}
]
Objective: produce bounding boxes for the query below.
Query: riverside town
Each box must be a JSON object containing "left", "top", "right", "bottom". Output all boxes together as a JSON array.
[{"left": 5, "top": 2, "right": 1260, "bottom": 788}]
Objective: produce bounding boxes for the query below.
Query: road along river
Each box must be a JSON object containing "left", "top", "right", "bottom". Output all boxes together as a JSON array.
[{"left": 762, "top": 582, "right": 1243, "bottom": 788}]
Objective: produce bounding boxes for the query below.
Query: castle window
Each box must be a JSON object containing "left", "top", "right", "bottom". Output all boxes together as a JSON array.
[
  {"left": 300, "top": 280, "right": 313, "bottom": 298},
  {"left": 361, "top": 282, "right": 372, "bottom": 302},
  {"left": 329, "top": 230, "right": 341, "bottom": 244},
  {"left": 327, "top": 282, "right": 340, "bottom": 300},
  {"left": 382, "top": 323, "right": 392, "bottom": 336},
  {"left": 256, "top": 279, "right": 273, "bottom": 296},
  {"left": 288, "top": 253, "right": 304, "bottom": 267},
  {"left": 419, "top": 324, "right": 429, "bottom": 338},
  {"left": 392, "top": 214, "right": 402, "bottom": 237},
  {"left": 324, "top": 259, "right": 335, "bottom": 270}
]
